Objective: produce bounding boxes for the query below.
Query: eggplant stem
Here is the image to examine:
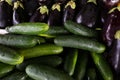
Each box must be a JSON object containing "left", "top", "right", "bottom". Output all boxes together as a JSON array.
[
  {"left": 51, "top": 3, "right": 61, "bottom": 12},
  {"left": 13, "top": 1, "right": 24, "bottom": 10},
  {"left": 37, "top": 5, "right": 49, "bottom": 15},
  {"left": 65, "top": 0, "right": 76, "bottom": 9},
  {"left": 87, "top": 0, "right": 97, "bottom": 5},
  {"left": 114, "top": 30, "right": 120, "bottom": 40}
]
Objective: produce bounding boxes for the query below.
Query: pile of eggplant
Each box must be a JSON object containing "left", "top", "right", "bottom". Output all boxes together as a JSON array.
[{"left": 1, "top": 0, "right": 120, "bottom": 79}]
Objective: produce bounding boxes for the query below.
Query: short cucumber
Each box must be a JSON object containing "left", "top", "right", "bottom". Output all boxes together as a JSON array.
[
  {"left": 19, "top": 44, "right": 63, "bottom": 59},
  {"left": 0, "top": 45, "right": 24, "bottom": 65},
  {"left": 64, "top": 48, "right": 78, "bottom": 76},
  {"left": 91, "top": 53, "right": 113, "bottom": 80},
  {"left": 16, "top": 55, "right": 62, "bottom": 71},
  {"left": 26, "top": 64, "right": 74, "bottom": 80},
  {"left": 54, "top": 35, "right": 105, "bottom": 53},
  {"left": 39, "top": 26, "right": 69, "bottom": 37},
  {"left": 0, "top": 62, "right": 14, "bottom": 78},
  {"left": 0, "top": 34, "right": 40, "bottom": 48},
  {"left": 6, "top": 22, "right": 49, "bottom": 35},
  {"left": 73, "top": 52, "right": 88, "bottom": 80},
  {"left": 64, "top": 20, "right": 97, "bottom": 37},
  {"left": 2, "top": 72, "right": 33, "bottom": 80}
]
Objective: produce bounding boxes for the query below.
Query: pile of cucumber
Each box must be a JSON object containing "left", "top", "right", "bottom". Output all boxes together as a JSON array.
[{"left": 0, "top": 20, "right": 113, "bottom": 80}]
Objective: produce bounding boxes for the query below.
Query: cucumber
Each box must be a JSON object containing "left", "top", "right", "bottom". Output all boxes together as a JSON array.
[
  {"left": 0, "top": 34, "right": 39, "bottom": 48},
  {"left": 16, "top": 55, "right": 62, "bottom": 71},
  {"left": 73, "top": 52, "right": 88, "bottom": 80},
  {"left": 6, "top": 22, "right": 49, "bottom": 35},
  {"left": 26, "top": 64, "right": 74, "bottom": 80},
  {"left": 2, "top": 72, "right": 33, "bottom": 80},
  {"left": 0, "top": 45, "right": 24, "bottom": 65},
  {"left": 54, "top": 35, "right": 105, "bottom": 53},
  {"left": 64, "top": 20, "right": 97, "bottom": 37},
  {"left": 91, "top": 53, "right": 113, "bottom": 80},
  {"left": 39, "top": 26, "right": 69, "bottom": 37},
  {"left": 19, "top": 44, "right": 63, "bottom": 59},
  {"left": 0, "top": 62, "right": 14, "bottom": 78},
  {"left": 64, "top": 48, "right": 78, "bottom": 76}
]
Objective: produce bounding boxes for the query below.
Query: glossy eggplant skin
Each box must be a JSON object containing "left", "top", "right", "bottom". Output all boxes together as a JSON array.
[
  {"left": 75, "top": 2, "right": 98, "bottom": 28},
  {"left": 47, "top": 3, "right": 63, "bottom": 26},
  {"left": 29, "top": 5, "right": 48, "bottom": 23},
  {"left": 63, "top": 0, "right": 76, "bottom": 23},
  {"left": 102, "top": 10, "right": 120, "bottom": 47},
  {"left": 13, "top": 1, "right": 28, "bottom": 25},
  {"left": 0, "top": 1, "right": 12, "bottom": 29}
]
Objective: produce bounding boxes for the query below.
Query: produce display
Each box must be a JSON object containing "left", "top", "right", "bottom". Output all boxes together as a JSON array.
[{"left": 0, "top": 0, "right": 120, "bottom": 80}]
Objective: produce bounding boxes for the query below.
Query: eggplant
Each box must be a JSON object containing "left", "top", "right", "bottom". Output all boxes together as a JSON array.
[
  {"left": 0, "top": 0, "right": 12, "bottom": 29},
  {"left": 75, "top": 0, "right": 98, "bottom": 28},
  {"left": 13, "top": 0, "right": 28, "bottom": 25},
  {"left": 47, "top": 3, "right": 63, "bottom": 26},
  {"left": 63, "top": 0, "right": 76, "bottom": 23},
  {"left": 29, "top": 5, "right": 49, "bottom": 23},
  {"left": 106, "top": 30, "right": 120, "bottom": 78},
  {"left": 102, "top": 7, "right": 120, "bottom": 47}
]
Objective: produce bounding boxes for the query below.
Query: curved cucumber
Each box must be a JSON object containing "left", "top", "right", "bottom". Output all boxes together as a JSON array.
[
  {"left": 54, "top": 35, "right": 105, "bottom": 53},
  {"left": 16, "top": 55, "right": 62, "bottom": 71},
  {"left": 0, "top": 62, "right": 14, "bottom": 78},
  {"left": 19, "top": 44, "right": 63, "bottom": 59},
  {"left": 0, "top": 34, "right": 39, "bottom": 48},
  {"left": 26, "top": 64, "right": 74, "bottom": 80},
  {"left": 64, "top": 20, "right": 97, "bottom": 37},
  {"left": 6, "top": 22, "right": 49, "bottom": 35},
  {"left": 0, "top": 45, "right": 24, "bottom": 65}
]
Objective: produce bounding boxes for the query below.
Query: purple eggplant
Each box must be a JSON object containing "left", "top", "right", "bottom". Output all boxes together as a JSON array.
[
  {"left": 63, "top": 0, "right": 76, "bottom": 23},
  {"left": 102, "top": 6, "right": 120, "bottom": 47},
  {"left": 47, "top": 3, "right": 63, "bottom": 26},
  {"left": 13, "top": 0, "right": 28, "bottom": 25},
  {"left": 29, "top": 5, "right": 49, "bottom": 23},
  {"left": 75, "top": 0, "right": 98, "bottom": 28},
  {"left": 0, "top": 0, "right": 12, "bottom": 29}
]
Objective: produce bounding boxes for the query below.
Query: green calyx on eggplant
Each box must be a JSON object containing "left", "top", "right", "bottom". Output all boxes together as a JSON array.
[
  {"left": 106, "top": 30, "right": 120, "bottom": 75},
  {"left": 0, "top": 0, "right": 12, "bottom": 29},
  {"left": 75, "top": 0, "right": 98, "bottom": 28},
  {"left": 13, "top": 0, "right": 28, "bottom": 25},
  {"left": 102, "top": 5, "right": 120, "bottom": 47},
  {"left": 63, "top": 0, "right": 76, "bottom": 23},
  {"left": 47, "top": 3, "right": 63, "bottom": 26},
  {"left": 30, "top": 5, "right": 49, "bottom": 23}
]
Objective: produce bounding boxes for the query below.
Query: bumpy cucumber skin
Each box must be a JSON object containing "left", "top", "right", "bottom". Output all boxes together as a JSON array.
[
  {"left": 26, "top": 64, "right": 74, "bottom": 80},
  {"left": 0, "top": 45, "right": 24, "bottom": 65},
  {"left": 54, "top": 35, "right": 105, "bottom": 53},
  {"left": 0, "top": 34, "right": 39, "bottom": 48},
  {"left": 19, "top": 44, "right": 63, "bottom": 59},
  {"left": 0, "top": 63, "right": 14, "bottom": 78},
  {"left": 64, "top": 21, "right": 97, "bottom": 37},
  {"left": 6, "top": 22, "right": 49, "bottom": 35}
]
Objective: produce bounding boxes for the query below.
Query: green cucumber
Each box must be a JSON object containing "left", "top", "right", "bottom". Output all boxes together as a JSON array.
[
  {"left": 73, "top": 52, "right": 88, "bottom": 80},
  {"left": 2, "top": 72, "right": 33, "bottom": 80},
  {"left": 6, "top": 22, "right": 49, "bottom": 35},
  {"left": 0, "top": 45, "right": 24, "bottom": 65},
  {"left": 64, "top": 48, "right": 78, "bottom": 76},
  {"left": 0, "top": 62, "right": 14, "bottom": 78},
  {"left": 91, "top": 53, "right": 113, "bottom": 80},
  {"left": 0, "top": 34, "right": 40, "bottom": 48},
  {"left": 16, "top": 55, "right": 62, "bottom": 71},
  {"left": 19, "top": 44, "right": 63, "bottom": 59},
  {"left": 40, "top": 26, "right": 69, "bottom": 37},
  {"left": 26, "top": 64, "right": 74, "bottom": 80},
  {"left": 64, "top": 20, "right": 97, "bottom": 37},
  {"left": 54, "top": 35, "right": 105, "bottom": 53}
]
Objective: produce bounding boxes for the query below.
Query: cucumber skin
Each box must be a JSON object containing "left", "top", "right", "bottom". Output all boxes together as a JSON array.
[
  {"left": 19, "top": 44, "right": 63, "bottom": 59},
  {"left": 0, "top": 45, "right": 24, "bottom": 65},
  {"left": 64, "top": 20, "right": 97, "bottom": 37},
  {"left": 0, "top": 34, "right": 38, "bottom": 48},
  {"left": 54, "top": 35, "right": 105, "bottom": 53},
  {"left": 26, "top": 64, "right": 74, "bottom": 80},
  {"left": 6, "top": 22, "right": 49, "bottom": 35}
]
